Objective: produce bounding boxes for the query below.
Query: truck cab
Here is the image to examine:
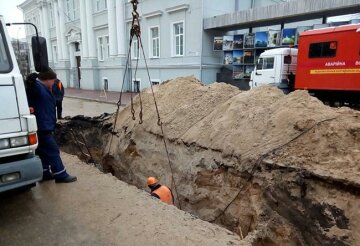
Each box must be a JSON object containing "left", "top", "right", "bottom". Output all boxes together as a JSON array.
[
  {"left": 250, "top": 48, "right": 298, "bottom": 92},
  {"left": 0, "top": 16, "right": 42, "bottom": 192}
]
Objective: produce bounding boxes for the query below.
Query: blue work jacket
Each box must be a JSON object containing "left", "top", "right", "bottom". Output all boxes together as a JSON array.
[{"left": 27, "top": 79, "right": 57, "bottom": 131}]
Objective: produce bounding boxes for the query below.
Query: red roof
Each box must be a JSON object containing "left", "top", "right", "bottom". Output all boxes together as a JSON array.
[{"left": 300, "top": 24, "right": 360, "bottom": 36}]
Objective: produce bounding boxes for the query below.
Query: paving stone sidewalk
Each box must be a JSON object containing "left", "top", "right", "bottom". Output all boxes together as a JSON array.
[{"left": 65, "top": 87, "right": 137, "bottom": 105}]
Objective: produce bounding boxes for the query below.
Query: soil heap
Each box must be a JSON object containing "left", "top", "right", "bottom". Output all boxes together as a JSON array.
[{"left": 61, "top": 77, "right": 360, "bottom": 245}]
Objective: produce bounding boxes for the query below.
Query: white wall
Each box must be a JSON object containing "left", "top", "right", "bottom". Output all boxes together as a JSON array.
[{"left": 203, "top": 0, "right": 236, "bottom": 18}]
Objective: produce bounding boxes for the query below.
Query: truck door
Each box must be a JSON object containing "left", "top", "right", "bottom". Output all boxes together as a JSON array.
[
  {"left": 253, "top": 56, "right": 275, "bottom": 87},
  {"left": 0, "top": 21, "right": 22, "bottom": 135}
]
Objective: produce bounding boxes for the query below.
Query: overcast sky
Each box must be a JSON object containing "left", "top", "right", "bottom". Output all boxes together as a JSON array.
[
  {"left": 0, "top": 0, "right": 359, "bottom": 40},
  {"left": 0, "top": 0, "right": 26, "bottom": 39}
]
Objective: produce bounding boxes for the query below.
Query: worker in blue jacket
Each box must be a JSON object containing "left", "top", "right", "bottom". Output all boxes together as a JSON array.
[{"left": 26, "top": 69, "right": 77, "bottom": 183}]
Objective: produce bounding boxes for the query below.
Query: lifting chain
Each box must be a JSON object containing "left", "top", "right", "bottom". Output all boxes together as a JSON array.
[
  {"left": 106, "top": 0, "right": 182, "bottom": 209},
  {"left": 129, "top": 0, "right": 143, "bottom": 124},
  {"left": 130, "top": 0, "right": 141, "bottom": 40}
]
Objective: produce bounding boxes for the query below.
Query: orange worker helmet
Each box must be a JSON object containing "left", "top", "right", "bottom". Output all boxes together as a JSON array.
[{"left": 147, "top": 177, "right": 159, "bottom": 186}]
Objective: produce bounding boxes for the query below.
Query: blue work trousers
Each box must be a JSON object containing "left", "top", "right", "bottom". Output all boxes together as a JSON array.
[{"left": 36, "top": 132, "right": 68, "bottom": 179}]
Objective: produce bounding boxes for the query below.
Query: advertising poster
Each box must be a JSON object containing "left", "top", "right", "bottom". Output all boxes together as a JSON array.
[
  {"left": 281, "top": 28, "right": 296, "bottom": 46},
  {"left": 255, "top": 31, "right": 268, "bottom": 47},
  {"left": 244, "top": 33, "right": 255, "bottom": 48},
  {"left": 233, "top": 34, "right": 244, "bottom": 49},
  {"left": 233, "top": 65, "right": 244, "bottom": 80},
  {"left": 268, "top": 30, "right": 281, "bottom": 47},
  {"left": 223, "top": 36, "right": 234, "bottom": 50},
  {"left": 233, "top": 50, "right": 244, "bottom": 64},
  {"left": 295, "top": 26, "right": 312, "bottom": 45},
  {"left": 224, "top": 51, "right": 233, "bottom": 65},
  {"left": 213, "top": 36, "right": 223, "bottom": 51},
  {"left": 243, "top": 50, "right": 254, "bottom": 64}
]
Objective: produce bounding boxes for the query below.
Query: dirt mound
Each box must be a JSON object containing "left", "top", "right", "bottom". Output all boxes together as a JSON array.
[
  {"left": 114, "top": 76, "right": 240, "bottom": 140},
  {"left": 113, "top": 76, "right": 359, "bottom": 183},
  {"left": 59, "top": 77, "right": 360, "bottom": 245}
]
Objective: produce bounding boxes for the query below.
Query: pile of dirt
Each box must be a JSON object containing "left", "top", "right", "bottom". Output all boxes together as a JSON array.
[{"left": 58, "top": 77, "right": 360, "bottom": 245}]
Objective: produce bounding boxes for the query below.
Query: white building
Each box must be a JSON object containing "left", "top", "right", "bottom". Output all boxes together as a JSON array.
[
  {"left": 19, "top": 0, "right": 127, "bottom": 91},
  {"left": 19, "top": 0, "right": 232, "bottom": 91},
  {"left": 19, "top": 0, "right": 360, "bottom": 91}
]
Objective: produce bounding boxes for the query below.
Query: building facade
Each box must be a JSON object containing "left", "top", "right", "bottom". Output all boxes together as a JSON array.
[
  {"left": 19, "top": 0, "right": 360, "bottom": 92},
  {"left": 19, "top": 0, "right": 127, "bottom": 91},
  {"left": 19, "top": 0, "right": 232, "bottom": 91}
]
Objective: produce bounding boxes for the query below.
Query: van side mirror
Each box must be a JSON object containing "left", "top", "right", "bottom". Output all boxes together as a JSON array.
[
  {"left": 31, "top": 36, "right": 48, "bottom": 72},
  {"left": 284, "top": 55, "right": 292, "bottom": 64}
]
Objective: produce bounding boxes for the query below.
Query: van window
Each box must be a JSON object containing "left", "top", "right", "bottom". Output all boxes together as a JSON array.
[
  {"left": 256, "top": 57, "right": 274, "bottom": 70},
  {"left": 0, "top": 21, "right": 12, "bottom": 73},
  {"left": 256, "top": 58, "right": 263, "bottom": 70},
  {"left": 309, "top": 41, "right": 337, "bottom": 58},
  {"left": 263, "top": 57, "right": 274, "bottom": 69}
]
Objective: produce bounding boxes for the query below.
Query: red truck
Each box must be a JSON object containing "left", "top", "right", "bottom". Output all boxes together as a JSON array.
[{"left": 251, "top": 24, "right": 360, "bottom": 106}]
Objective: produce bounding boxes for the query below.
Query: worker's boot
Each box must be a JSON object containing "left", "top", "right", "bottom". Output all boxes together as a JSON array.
[
  {"left": 55, "top": 174, "right": 77, "bottom": 183},
  {"left": 41, "top": 171, "right": 54, "bottom": 182}
]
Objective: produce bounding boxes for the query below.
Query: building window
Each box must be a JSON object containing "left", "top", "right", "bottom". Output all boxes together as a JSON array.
[
  {"left": 95, "top": 0, "right": 101, "bottom": 11},
  {"left": 49, "top": 3, "right": 54, "bottom": 27},
  {"left": 53, "top": 45, "right": 58, "bottom": 63},
  {"left": 26, "top": 19, "right": 32, "bottom": 34},
  {"left": 105, "top": 36, "right": 109, "bottom": 58},
  {"left": 149, "top": 26, "right": 160, "bottom": 58},
  {"left": 172, "top": 21, "right": 184, "bottom": 56},
  {"left": 132, "top": 38, "right": 139, "bottom": 59},
  {"left": 97, "top": 36, "right": 109, "bottom": 61},
  {"left": 65, "top": 0, "right": 78, "bottom": 21},
  {"left": 97, "top": 37, "right": 104, "bottom": 61},
  {"left": 309, "top": 41, "right": 337, "bottom": 58},
  {"left": 95, "top": 0, "right": 107, "bottom": 12},
  {"left": 133, "top": 80, "right": 140, "bottom": 92},
  {"left": 32, "top": 16, "right": 37, "bottom": 30},
  {"left": 72, "top": 0, "right": 78, "bottom": 20},
  {"left": 66, "top": 0, "right": 71, "bottom": 21},
  {"left": 151, "top": 80, "right": 160, "bottom": 86}
]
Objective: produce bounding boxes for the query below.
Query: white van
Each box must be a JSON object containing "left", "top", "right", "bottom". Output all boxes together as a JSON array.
[
  {"left": 250, "top": 48, "right": 298, "bottom": 92},
  {"left": 0, "top": 16, "right": 42, "bottom": 192}
]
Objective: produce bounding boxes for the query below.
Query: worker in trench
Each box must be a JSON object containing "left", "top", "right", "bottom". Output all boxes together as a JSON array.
[{"left": 147, "top": 177, "right": 174, "bottom": 205}]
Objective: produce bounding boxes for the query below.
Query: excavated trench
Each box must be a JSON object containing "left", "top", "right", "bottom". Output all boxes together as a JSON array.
[{"left": 56, "top": 78, "right": 360, "bottom": 245}]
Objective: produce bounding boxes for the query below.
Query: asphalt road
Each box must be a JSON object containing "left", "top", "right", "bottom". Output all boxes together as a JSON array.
[
  {"left": 0, "top": 153, "right": 241, "bottom": 246},
  {"left": 62, "top": 97, "right": 118, "bottom": 118}
]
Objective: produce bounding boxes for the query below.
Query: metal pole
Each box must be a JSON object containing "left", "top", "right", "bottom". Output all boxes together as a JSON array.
[
  {"left": 6, "top": 22, "right": 39, "bottom": 38},
  {"left": 7, "top": 22, "right": 45, "bottom": 71}
]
